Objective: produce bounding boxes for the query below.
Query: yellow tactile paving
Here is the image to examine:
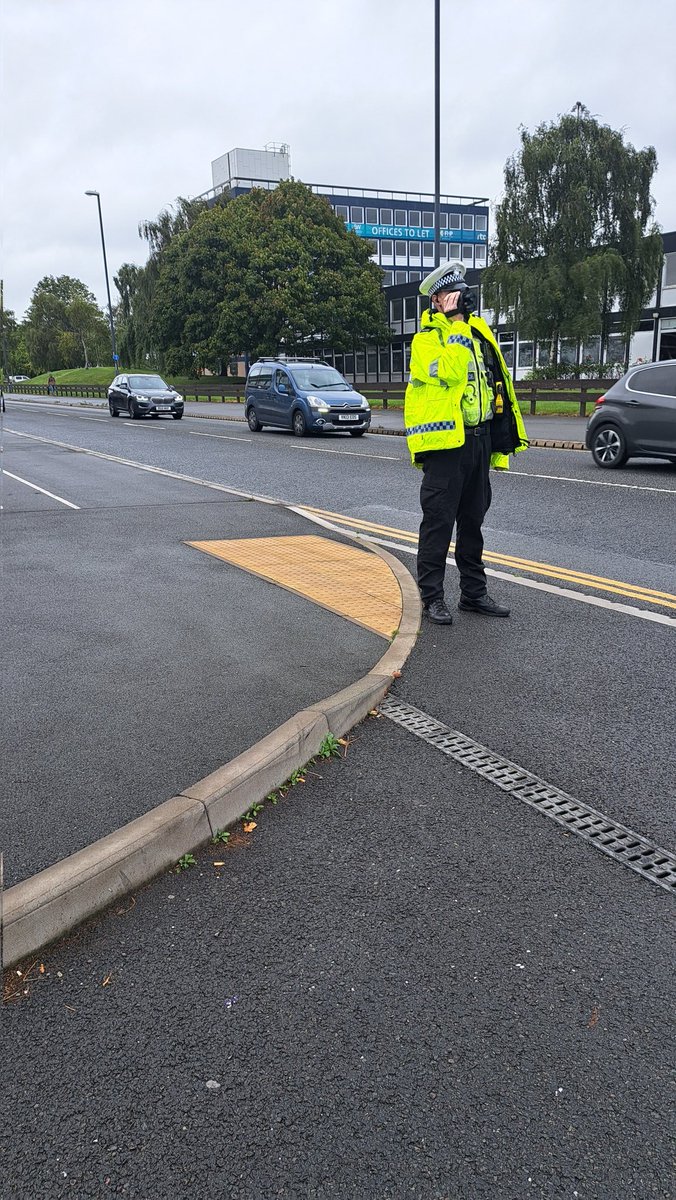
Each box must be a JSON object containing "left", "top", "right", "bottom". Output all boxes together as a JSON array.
[{"left": 187, "top": 535, "right": 402, "bottom": 638}]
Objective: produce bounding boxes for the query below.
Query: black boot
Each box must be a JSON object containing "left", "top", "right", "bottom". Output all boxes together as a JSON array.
[
  {"left": 458, "top": 594, "right": 510, "bottom": 617},
  {"left": 423, "top": 597, "right": 454, "bottom": 625}
]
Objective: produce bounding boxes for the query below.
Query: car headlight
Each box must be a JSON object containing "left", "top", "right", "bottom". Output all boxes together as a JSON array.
[
  {"left": 307, "top": 395, "right": 330, "bottom": 413},
  {"left": 173, "top": 394, "right": 183, "bottom": 403}
]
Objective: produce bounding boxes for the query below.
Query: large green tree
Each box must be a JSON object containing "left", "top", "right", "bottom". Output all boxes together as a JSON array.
[
  {"left": 483, "top": 107, "right": 663, "bottom": 368},
  {"left": 24, "top": 275, "right": 110, "bottom": 372},
  {"left": 149, "top": 181, "right": 390, "bottom": 373},
  {"left": 114, "top": 196, "right": 208, "bottom": 367}
]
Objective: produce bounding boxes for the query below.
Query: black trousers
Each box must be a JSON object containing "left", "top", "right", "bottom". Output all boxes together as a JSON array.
[{"left": 416, "top": 430, "right": 492, "bottom": 604}]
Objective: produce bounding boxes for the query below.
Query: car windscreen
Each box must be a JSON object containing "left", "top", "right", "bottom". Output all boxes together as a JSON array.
[
  {"left": 128, "top": 375, "right": 169, "bottom": 391},
  {"left": 289, "top": 367, "right": 351, "bottom": 392}
]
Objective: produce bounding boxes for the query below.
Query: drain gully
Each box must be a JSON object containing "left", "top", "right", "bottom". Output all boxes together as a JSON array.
[{"left": 379, "top": 696, "right": 676, "bottom": 895}]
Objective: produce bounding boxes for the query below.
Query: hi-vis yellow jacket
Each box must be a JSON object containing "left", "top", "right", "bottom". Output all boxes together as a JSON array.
[{"left": 404, "top": 309, "right": 528, "bottom": 470}]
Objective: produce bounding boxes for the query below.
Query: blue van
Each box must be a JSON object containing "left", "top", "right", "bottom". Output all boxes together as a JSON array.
[{"left": 244, "top": 358, "right": 371, "bottom": 437}]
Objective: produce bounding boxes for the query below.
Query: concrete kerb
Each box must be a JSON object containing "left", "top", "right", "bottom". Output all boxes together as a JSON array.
[{"left": 1, "top": 529, "right": 421, "bottom": 970}]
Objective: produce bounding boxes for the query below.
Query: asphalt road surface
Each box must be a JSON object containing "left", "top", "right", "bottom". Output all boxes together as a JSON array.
[{"left": 2, "top": 397, "right": 675, "bottom": 1199}]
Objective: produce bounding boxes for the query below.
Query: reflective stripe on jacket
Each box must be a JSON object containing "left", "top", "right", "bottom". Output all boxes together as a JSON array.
[{"left": 404, "top": 310, "right": 528, "bottom": 469}]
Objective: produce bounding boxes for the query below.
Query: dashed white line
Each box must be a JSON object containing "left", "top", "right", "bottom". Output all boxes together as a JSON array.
[
  {"left": 1, "top": 469, "right": 80, "bottom": 509},
  {"left": 509, "top": 469, "right": 676, "bottom": 495},
  {"left": 190, "top": 430, "right": 252, "bottom": 442},
  {"left": 287, "top": 444, "right": 400, "bottom": 461}
]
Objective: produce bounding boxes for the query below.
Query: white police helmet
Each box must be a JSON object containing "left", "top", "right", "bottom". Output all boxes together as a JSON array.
[{"left": 419, "top": 261, "right": 466, "bottom": 297}]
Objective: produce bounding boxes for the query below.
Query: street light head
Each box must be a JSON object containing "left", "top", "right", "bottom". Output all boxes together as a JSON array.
[{"left": 85, "top": 190, "right": 99, "bottom": 196}]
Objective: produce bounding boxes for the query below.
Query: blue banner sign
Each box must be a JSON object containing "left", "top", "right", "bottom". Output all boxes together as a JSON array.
[{"left": 347, "top": 222, "right": 487, "bottom": 244}]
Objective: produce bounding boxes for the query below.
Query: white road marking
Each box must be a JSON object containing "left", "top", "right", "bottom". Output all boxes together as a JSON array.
[
  {"left": 290, "top": 508, "right": 676, "bottom": 630},
  {"left": 287, "top": 444, "right": 399, "bottom": 461},
  {"left": 190, "top": 430, "right": 252, "bottom": 443},
  {"left": 1, "top": 469, "right": 80, "bottom": 509},
  {"left": 509, "top": 469, "right": 676, "bottom": 495}
]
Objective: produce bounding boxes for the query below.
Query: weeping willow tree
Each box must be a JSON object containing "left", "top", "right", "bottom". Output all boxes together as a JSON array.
[{"left": 483, "top": 107, "right": 663, "bottom": 370}]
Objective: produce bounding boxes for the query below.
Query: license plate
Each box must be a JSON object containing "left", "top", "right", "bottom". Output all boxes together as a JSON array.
[
  {"left": 156, "top": 405, "right": 171, "bottom": 412},
  {"left": 338, "top": 414, "right": 360, "bottom": 422}
]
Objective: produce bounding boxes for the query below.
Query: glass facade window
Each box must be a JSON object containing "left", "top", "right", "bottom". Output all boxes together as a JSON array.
[
  {"left": 475, "top": 245, "right": 487, "bottom": 267},
  {"left": 439, "top": 212, "right": 448, "bottom": 228},
  {"left": 606, "top": 334, "right": 626, "bottom": 363},
  {"left": 559, "top": 339, "right": 577, "bottom": 366},
  {"left": 367, "top": 239, "right": 378, "bottom": 255},
  {"left": 499, "top": 335, "right": 514, "bottom": 368},
  {"left": 351, "top": 206, "right": 364, "bottom": 223},
  {"left": 367, "top": 350, "right": 377, "bottom": 375},
  {"left": 422, "top": 211, "right": 434, "bottom": 227},
  {"left": 335, "top": 204, "right": 349, "bottom": 221},
  {"left": 395, "top": 270, "right": 408, "bottom": 283},
  {"left": 664, "top": 252, "right": 676, "bottom": 287},
  {"left": 392, "top": 345, "right": 404, "bottom": 375},
  {"left": 394, "top": 208, "right": 407, "bottom": 225},
  {"left": 537, "top": 344, "right": 550, "bottom": 367},
  {"left": 344, "top": 354, "right": 354, "bottom": 375},
  {"left": 379, "top": 347, "right": 390, "bottom": 375},
  {"left": 365, "top": 207, "right": 378, "bottom": 224},
  {"left": 449, "top": 242, "right": 461, "bottom": 260},
  {"left": 409, "top": 271, "right": 422, "bottom": 282},
  {"left": 423, "top": 242, "right": 434, "bottom": 261},
  {"left": 381, "top": 208, "right": 393, "bottom": 224},
  {"left": 390, "top": 299, "right": 403, "bottom": 329},
  {"left": 380, "top": 240, "right": 394, "bottom": 257},
  {"left": 382, "top": 270, "right": 394, "bottom": 286},
  {"left": 518, "top": 342, "right": 534, "bottom": 368},
  {"left": 395, "top": 240, "right": 407, "bottom": 257},
  {"left": 409, "top": 209, "right": 421, "bottom": 226},
  {"left": 356, "top": 351, "right": 366, "bottom": 376},
  {"left": 582, "top": 337, "right": 601, "bottom": 364},
  {"left": 449, "top": 212, "right": 461, "bottom": 229},
  {"left": 462, "top": 244, "right": 473, "bottom": 263},
  {"left": 462, "top": 214, "right": 474, "bottom": 231},
  {"left": 409, "top": 241, "right": 422, "bottom": 261},
  {"left": 475, "top": 214, "right": 488, "bottom": 232},
  {"left": 404, "top": 296, "right": 417, "bottom": 321}
]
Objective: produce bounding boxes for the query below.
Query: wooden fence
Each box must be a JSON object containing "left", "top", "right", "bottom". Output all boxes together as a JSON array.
[{"left": 12, "top": 378, "right": 614, "bottom": 417}]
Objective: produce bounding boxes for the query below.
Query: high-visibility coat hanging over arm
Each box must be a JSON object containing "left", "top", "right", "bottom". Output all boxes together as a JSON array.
[{"left": 404, "top": 309, "right": 529, "bottom": 470}]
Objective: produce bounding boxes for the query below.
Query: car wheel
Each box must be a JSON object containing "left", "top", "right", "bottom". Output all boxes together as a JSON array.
[
  {"left": 292, "top": 409, "right": 307, "bottom": 437},
  {"left": 109, "top": 401, "right": 119, "bottom": 417},
  {"left": 173, "top": 412, "right": 183, "bottom": 420},
  {"left": 349, "top": 429, "right": 366, "bottom": 437},
  {"left": 590, "top": 424, "right": 627, "bottom": 468},
  {"left": 247, "top": 406, "right": 263, "bottom": 432},
  {"left": 129, "top": 399, "right": 140, "bottom": 419}
]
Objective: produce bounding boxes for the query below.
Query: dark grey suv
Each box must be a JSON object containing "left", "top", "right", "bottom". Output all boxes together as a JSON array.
[
  {"left": 586, "top": 360, "right": 676, "bottom": 468},
  {"left": 108, "top": 373, "right": 184, "bottom": 420}
]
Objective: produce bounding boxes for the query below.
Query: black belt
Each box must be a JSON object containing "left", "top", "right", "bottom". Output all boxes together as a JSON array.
[{"left": 466, "top": 420, "right": 492, "bottom": 437}]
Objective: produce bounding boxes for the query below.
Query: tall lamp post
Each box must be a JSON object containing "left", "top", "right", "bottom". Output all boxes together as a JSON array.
[
  {"left": 434, "top": 0, "right": 441, "bottom": 269},
  {"left": 85, "top": 190, "right": 118, "bottom": 369}
]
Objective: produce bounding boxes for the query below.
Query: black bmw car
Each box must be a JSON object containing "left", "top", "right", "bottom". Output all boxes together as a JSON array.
[{"left": 108, "top": 373, "right": 184, "bottom": 420}]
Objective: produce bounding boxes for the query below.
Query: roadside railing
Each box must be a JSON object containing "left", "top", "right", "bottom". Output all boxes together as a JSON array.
[{"left": 11, "top": 378, "right": 614, "bottom": 417}]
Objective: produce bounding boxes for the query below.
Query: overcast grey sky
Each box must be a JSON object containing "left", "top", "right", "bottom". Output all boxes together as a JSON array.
[{"left": 2, "top": 0, "right": 675, "bottom": 319}]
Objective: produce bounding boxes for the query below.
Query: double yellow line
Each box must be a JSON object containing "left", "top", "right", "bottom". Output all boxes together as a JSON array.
[{"left": 300, "top": 505, "right": 676, "bottom": 612}]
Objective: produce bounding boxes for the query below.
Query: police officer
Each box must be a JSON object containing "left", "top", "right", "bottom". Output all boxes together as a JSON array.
[{"left": 404, "top": 262, "right": 528, "bottom": 625}]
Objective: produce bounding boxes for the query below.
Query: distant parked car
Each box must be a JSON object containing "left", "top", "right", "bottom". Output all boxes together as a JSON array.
[
  {"left": 9, "top": 374, "right": 30, "bottom": 383},
  {"left": 586, "top": 360, "right": 676, "bottom": 468},
  {"left": 108, "top": 373, "right": 184, "bottom": 420},
  {"left": 245, "top": 358, "right": 371, "bottom": 437}
]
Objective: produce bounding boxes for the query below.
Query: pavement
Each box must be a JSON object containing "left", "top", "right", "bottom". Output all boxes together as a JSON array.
[{"left": 2, "top": 398, "right": 674, "bottom": 1197}]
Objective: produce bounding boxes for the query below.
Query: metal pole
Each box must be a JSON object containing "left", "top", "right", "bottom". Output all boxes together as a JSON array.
[
  {"left": 651, "top": 261, "right": 663, "bottom": 362},
  {"left": 434, "top": 0, "right": 441, "bottom": 269},
  {"left": 86, "top": 190, "right": 117, "bottom": 367}
]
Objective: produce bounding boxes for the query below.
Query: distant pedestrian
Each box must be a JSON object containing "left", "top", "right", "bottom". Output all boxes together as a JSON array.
[
  {"left": 47, "top": 374, "right": 56, "bottom": 396},
  {"left": 404, "top": 262, "right": 528, "bottom": 625}
]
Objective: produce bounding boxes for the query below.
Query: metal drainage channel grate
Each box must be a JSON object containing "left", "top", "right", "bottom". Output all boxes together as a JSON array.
[{"left": 379, "top": 696, "right": 676, "bottom": 895}]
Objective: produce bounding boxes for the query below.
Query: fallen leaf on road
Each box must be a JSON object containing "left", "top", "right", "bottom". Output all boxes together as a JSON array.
[
  {"left": 242, "top": 821, "right": 257, "bottom": 833},
  {"left": 101, "top": 973, "right": 113, "bottom": 988},
  {"left": 587, "top": 1005, "right": 600, "bottom": 1028},
  {"left": 213, "top": 861, "right": 226, "bottom": 867}
]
